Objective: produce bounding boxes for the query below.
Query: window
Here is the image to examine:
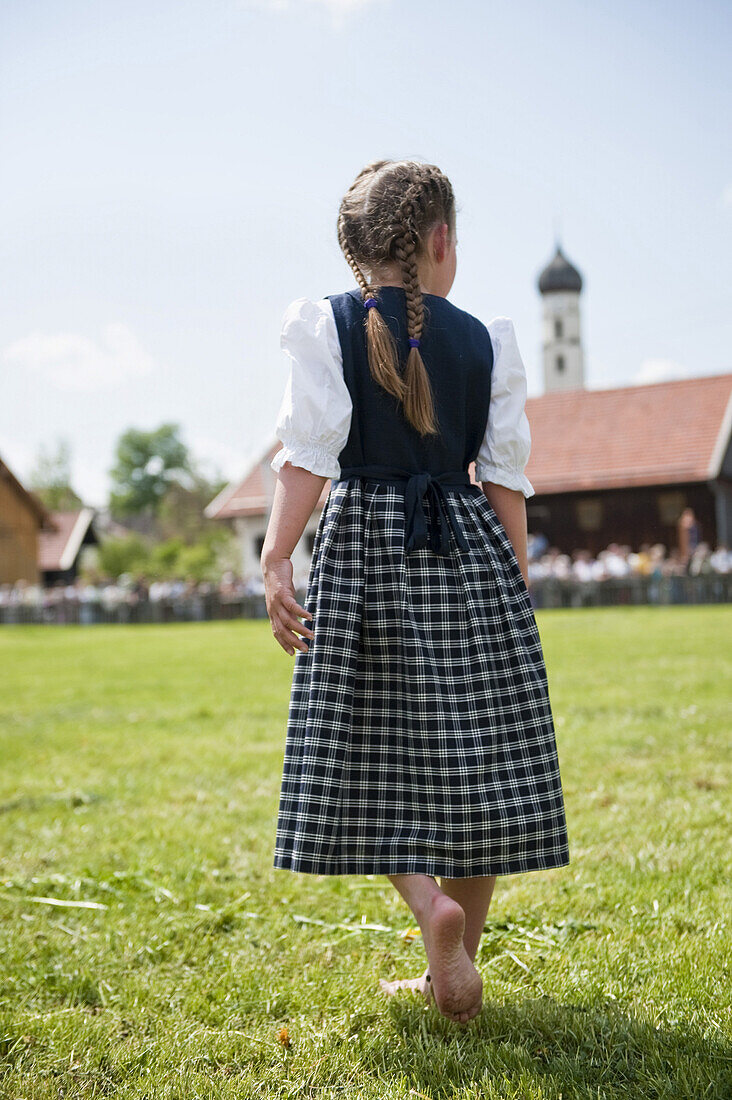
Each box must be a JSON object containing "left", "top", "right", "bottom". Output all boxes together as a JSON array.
[
  {"left": 554, "top": 318, "right": 563, "bottom": 339},
  {"left": 556, "top": 355, "right": 565, "bottom": 373}
]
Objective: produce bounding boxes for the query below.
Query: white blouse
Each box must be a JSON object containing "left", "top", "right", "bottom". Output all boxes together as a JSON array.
[{"left": 270, "top": 297, "right": 535, "bottom": 498}]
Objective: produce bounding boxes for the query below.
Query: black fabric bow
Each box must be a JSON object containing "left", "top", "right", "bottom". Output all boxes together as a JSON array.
[
  {"left": 404, "top": 471, "right": 471, "bottom": 556},
  {"left": 336, "top": 465, "right": 474, "bottom": 557}
]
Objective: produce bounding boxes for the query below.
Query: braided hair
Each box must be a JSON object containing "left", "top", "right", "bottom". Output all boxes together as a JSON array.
[{"left": 337, "top": 160, "right": 456, "bottom": 437}]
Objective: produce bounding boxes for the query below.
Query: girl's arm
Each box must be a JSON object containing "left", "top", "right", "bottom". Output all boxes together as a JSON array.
[
  {"left": 480, "top": 482, "right": 530, "bottom": 588},
  {"left": 261, "top": 461, "right": 326, "bottom": 655}
]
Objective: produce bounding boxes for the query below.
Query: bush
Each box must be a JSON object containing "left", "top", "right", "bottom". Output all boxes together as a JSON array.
[
  {"left": 94, "top": 529, "right": 237, "bottom": 583},
  {"left": 96, "top": 534, "right": 150, "bottom": 579}
]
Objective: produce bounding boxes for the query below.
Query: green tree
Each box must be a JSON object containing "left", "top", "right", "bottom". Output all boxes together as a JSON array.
[
  {"left": 177, "top": 542, "right": 219, "bottom": 583},
  {"left": 108, "top": 424, "right": 193, "bottom": 518},
  {"left": 148, "top": 538, "right": 186, "bottom": 577},
  {"left": 28, "top": 438, "right": 84, "bottom": 511},
  {"left": 157, "top": 474, "right": 228, "bottom": 543},
  {"left": 96, "top": 534, "right": 150, "bottom": 579}
]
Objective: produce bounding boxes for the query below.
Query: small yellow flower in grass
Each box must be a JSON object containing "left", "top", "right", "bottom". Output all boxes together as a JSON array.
[
  {"left": 401, "top": 926, "right": 422, "bottom": 943},
  {"left": 277, "top": 1026, "right": 291, "bottom": 1048}
]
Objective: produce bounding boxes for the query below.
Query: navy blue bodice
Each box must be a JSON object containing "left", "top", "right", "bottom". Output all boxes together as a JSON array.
[
  {"left": 327, "top": 287, "right": 493, "bottom": 473},
  {"left": 326, "top": 287, "right": 494, "bottom": 555}
]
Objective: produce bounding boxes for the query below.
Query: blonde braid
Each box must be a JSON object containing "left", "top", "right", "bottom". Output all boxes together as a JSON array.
[
  {"left": 337, "top": 211, "right": 369, "bottom": 298},
  {"left": 336, "top": 159, "right": 455, "bottom": 435},
  {"left": 337, "top": 210, "right": 404, "bottom": 402},
  {"left": 394, "top": 194, "right": 438, "bottom": 436}
]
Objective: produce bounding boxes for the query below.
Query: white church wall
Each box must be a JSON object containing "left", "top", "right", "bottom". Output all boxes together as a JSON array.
[{"left": 542, "top": 289, "right": 585, "bottom": 392}]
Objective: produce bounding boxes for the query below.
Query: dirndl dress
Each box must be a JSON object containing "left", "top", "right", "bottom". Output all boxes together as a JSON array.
[{"left": 269, "top": 286, "right": 570, "bottom": 878}]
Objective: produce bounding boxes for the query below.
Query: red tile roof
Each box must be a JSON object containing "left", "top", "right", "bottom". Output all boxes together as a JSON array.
[
  {"left": 204, "top": 444, "right": 290, "bottom": 519},
  {"left": 38, "top": 508, "right": 96, "bottom": 572},
  {"left": 524, "top": 373, "right": 732, "bottom": 494},
  {"left": 207, "top": 373, "right": 732, "bottom": 518}
]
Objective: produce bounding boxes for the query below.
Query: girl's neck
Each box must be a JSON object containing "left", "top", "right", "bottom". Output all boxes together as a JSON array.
[
  {"left": 374, "top": 282, "right": 439, "bottom": 297},
  {"left": 365, "top": 261, "right": 451, "bottom": 299}
]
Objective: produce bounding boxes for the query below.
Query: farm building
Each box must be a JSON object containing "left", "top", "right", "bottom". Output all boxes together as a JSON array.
[
  {"left": 0, "top": 454, "right": 55, "bottom": 585},
  {"left": 205, "top": 373, "right": 732, "bottom": 579},
  {"left": 206, "top": 246, "right": 732, "bottom": 576},
  {"left": 38, "top": 508, "right": 99, "bottom": 586}
]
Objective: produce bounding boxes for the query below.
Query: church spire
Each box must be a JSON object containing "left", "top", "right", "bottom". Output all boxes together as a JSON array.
[{"left": 537, "top": 243, "right": 585, "bottom": 392}]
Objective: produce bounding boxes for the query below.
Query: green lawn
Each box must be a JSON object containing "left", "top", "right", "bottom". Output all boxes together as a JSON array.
[{"left": 1, "top": 608, "right": 730, "bottom": 1099}]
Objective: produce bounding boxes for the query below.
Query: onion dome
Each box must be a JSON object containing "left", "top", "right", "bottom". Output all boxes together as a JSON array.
[{"left": 537, "top": 244, "right": 583, "bottom": 294}]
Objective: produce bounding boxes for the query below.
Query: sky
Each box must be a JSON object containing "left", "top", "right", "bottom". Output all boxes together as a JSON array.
[{"left": 1, "top": 0, "right": 730, "bottom": 507}]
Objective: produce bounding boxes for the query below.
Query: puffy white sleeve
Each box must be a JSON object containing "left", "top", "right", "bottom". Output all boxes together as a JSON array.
[
  {"left": 270, "top": 297, "right": 352, "bottom": 480},
  {"left": 475, "top": 317, "right": 535, "bottom": 498}
]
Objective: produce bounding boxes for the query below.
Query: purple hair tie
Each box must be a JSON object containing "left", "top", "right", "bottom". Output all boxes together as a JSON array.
[
  {"left": 408, "top": 337, "right": 421, "bottom": 349},
  {"left": 364, "top": 297, "right": 378, "bottom": 309}
]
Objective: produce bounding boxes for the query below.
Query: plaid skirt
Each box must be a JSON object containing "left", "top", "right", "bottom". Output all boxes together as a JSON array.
[{"left": 272, "top": 479, "right": 570, "bottom": 878}]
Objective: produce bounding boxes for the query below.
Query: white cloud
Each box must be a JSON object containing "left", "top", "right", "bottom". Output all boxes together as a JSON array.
[
  {"left": 190, "top": 434, "right": 249, "bottom": 482},
  {"left": 3, "top": 324, "right": 157, "bottom": 391},
  {"left": 69, "top": 465, "right": 111, "bottom": 509},
  {"left": 633, "top": 358, "right": 690, "bottom": 385},
  {"left": 241, "top": 0, "right": 380, "bottom": 20}
]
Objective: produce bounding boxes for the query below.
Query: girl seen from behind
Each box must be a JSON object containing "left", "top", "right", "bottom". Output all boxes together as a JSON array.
[{"left": 261, "top": 159, "right": 569, "bottom": 1025}]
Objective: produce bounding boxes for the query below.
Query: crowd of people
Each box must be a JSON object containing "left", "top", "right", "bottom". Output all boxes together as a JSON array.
[
  {"left": 0, "top": 572, "right": 266, "bottom": 618},
  {"left": 526, "top": 536, "right": 731, "bottom": 583},
  {"left": 0, "top": 536, "right": 730, "bottom": 622}
]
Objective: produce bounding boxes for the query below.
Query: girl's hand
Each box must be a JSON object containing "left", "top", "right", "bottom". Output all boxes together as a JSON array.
[{"left": 262, "top": 555, "right": 314, "bottom": 656}]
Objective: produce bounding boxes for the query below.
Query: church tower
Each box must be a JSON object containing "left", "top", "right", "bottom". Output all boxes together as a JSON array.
[{"left": 537, "top": 244, "right": 585, "bottom": 392}]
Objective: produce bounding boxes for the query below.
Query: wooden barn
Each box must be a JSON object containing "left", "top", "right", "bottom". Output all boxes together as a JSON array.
[
  {"left": 206, "top": 371, "right": 732, "bottom": 578},
  {"left": 524, "top": 372, "right": 732, "bottom": 555},
  {"left": 0, "top": 454, "right": 56, "bottom": 586},
  {"left": 38, "top": 508, "right": 99, "bottom": 586}
]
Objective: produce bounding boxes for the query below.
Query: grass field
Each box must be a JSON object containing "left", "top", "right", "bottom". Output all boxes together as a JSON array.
[{"left": 1, "top": 608, "right": 730, "bottom": 1099}]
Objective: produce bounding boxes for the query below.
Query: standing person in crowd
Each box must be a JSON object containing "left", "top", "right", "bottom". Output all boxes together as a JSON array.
[
  {"left": 260, "top": 159, "right": 570, "bottom": 1025},
  {"left": 677, "top": 507, "right": 701, "bottom": 572}
]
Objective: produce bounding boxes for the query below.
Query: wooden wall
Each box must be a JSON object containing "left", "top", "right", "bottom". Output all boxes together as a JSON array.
[
  {"left": 525, "top": 483, "right": 718, "bottom": 557},
  {"left": 0, "top": 478, "right": 41, "bottom": 585}
]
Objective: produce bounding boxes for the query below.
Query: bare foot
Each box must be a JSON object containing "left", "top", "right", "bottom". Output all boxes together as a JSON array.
[
  {"left": 379, "top": 965, "right": 433, "bottom": 1006},
  {"left": 420, "top": 893, "right": 483, "bottom": 1023}
]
